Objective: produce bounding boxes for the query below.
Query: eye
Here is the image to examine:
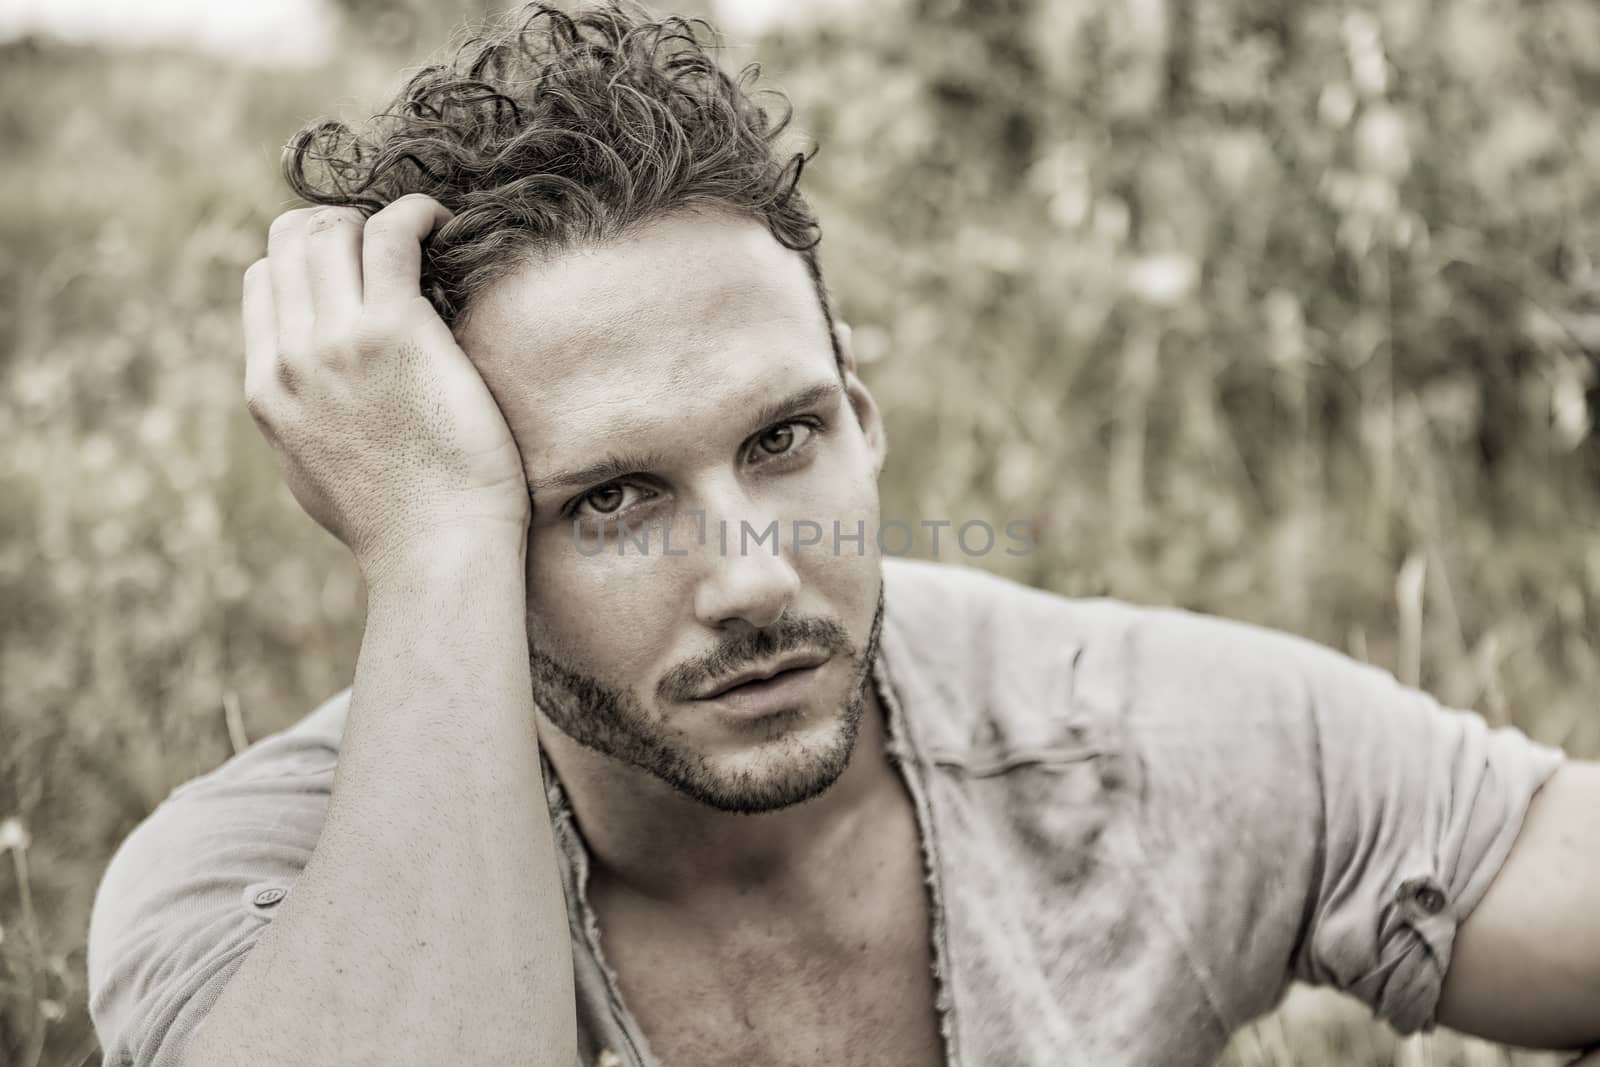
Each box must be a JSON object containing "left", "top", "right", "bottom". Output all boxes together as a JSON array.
[
  {"left": 572, "top": 482, "right": 654, "bottom": 519},
  {"left": 747, "top": 419, "right": 819, "bottom": 464},
  {"left": 758, "top": 425, "right": 796, "bottom": 454}
]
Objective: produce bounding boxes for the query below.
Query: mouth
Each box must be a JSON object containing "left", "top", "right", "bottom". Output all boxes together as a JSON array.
[{"left": 695, "top": 652, "right": 831, "bottom": 701}]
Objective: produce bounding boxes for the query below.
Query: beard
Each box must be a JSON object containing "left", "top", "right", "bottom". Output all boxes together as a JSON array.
[{"left": 527, "top": 583, "right": 886, "bottom": 815}]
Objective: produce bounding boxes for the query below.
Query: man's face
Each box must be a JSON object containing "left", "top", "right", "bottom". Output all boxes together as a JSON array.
[{"left": 456, "top": 212, "right": 888, "bottom": 814}]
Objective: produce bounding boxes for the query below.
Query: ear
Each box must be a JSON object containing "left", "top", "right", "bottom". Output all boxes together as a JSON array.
[{"left": 836, "top": 321, "right": 887, "bottom": 475}]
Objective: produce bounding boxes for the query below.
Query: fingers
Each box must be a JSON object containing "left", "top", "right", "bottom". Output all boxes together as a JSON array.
[
  {"left": 362, "top": 194, "right": 453, "bottom": 306},
  {"left": 248, "top": 194, "right": 451, "bottom": 405},
  {"left": 266, "top": 208, "right": 316, "bottom": 355},
  {"left": 304, "top": 206, "right": 365, "bottom": 324},
  {"left": 242, "top": 256, "right": 276, "bottom": 401}
]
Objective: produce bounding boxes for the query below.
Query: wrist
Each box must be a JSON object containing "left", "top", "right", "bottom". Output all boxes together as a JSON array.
[{"left": 359, "top": 522, "right": 527, "bottom": 602}]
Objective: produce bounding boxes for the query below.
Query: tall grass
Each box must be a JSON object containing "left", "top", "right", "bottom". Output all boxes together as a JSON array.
[{"left": 2, "top": 0, "right": 1597, "bottom": 1062}]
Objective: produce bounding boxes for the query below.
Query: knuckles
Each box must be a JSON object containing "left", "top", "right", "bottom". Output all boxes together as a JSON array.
[
  {"left": 349, "top": 319, "right": 404, "bottom": 360},
  {"left": 267, "top": 194, "right": 446, "bottom": 248},
  {"left": 366, "top": 192, "right": 450, "bottom": 234},
  {"left": 306, "top": 206, "right": 365, "bottom": 237},
  {"left": 382, "top": 191, "right": 442, "bottom": 214},
  {"left": 243, "top": 356, "right": 305, "bottom": 428},
  {"left": 306, "top": 315, "right": 403, "bottom": 363},
  {"left": 274, "top": 356, "right": 303, "bottom": 393},
  {"left": 243, "top": 384, "right": 275, "bottom": 426},
  {"left": 266, "top": 207, "right": 317, "bottom": 243}
]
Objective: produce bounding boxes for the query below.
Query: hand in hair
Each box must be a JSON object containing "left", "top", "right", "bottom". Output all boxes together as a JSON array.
[{"left": 242, "top": 194, "right": 530, "bottom": 586}]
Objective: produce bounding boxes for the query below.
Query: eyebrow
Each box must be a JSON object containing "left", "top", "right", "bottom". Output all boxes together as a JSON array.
[{"left": 529, "top": 379, "right": 845, "bottom": 499}]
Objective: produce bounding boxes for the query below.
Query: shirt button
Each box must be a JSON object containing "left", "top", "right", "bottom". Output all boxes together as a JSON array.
[
  {"left": 1397, "top": 876, "right": 1448, "bottom": 917},
  {"left": 253, "top": 887, "right": 288, "bottom": 908},
  {"left": 1414, "top": 886, "right": 1447, "bottom": 915}
]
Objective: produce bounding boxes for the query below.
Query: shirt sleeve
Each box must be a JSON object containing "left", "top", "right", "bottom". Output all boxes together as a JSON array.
[
  {"left": 87, "top": 692, "right": 347, "bottom": 1067},
  {"left": 1110, "top": 608, "right": 1566, "bottom": 1036}
]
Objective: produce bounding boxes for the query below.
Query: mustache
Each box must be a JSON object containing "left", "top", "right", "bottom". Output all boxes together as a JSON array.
[{"left": 656, "top": 614, "right": 856, "bottom": 702}]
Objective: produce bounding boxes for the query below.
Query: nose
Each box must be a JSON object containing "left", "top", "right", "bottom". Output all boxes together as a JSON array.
[{"left": 692, "top": 528, "right": 801, "bottom": 630}]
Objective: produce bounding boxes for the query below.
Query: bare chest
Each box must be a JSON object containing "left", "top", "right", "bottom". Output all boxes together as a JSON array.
[
  {"left": 620, "top": 918, "right": 942, "bottom": 1066},
  {"left": 590, "top": 818, "right": 946, "bottom": 1067}
]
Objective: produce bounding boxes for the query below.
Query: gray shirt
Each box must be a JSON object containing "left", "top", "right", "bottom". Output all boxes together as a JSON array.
[{"left": 87, "top": 557, "right": 1566, "bottom": 1066}]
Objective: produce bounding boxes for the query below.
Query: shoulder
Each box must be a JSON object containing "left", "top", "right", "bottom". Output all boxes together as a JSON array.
[
  {"left": 91, "top": 688, "right": 351, "bottom": 994},
  {"left": 878, "top": 558, "right": 1340, "bottom": 760},
  {"left": 88, "top": 689, "right": 352, "bottom": 1066},
  {"left": 92, "top": 687, "right": 351, "bottom": 941},
  {"left": 880, "top": 556, "right": 1325, "bottom": 660},
  {"left": 879, "top": 557, "right": 1144, "bottom": 665},
  {"left": 166, "top": 687, "right": 350, "bottom": 802}
]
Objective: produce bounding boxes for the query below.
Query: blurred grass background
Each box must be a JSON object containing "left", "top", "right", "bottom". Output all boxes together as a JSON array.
[{"left": 2, "top": 0, "right": 1598, "bottom": 1063}]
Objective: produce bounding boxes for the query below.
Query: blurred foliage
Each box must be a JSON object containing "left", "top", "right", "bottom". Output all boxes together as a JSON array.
[
  {"left": 1, "top": 0, "right": 1598, "bottom": 1063},
  {"left": 330, "top": 0, "right": 509, "bottom": 53}
]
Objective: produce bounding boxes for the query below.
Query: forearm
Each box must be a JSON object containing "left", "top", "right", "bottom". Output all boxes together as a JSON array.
[{"left": 182, "top": 530, "right": 575, "bottom": 1066}]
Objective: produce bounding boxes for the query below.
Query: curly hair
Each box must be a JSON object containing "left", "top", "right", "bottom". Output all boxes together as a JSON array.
[{"left": 284, "top": 0, "right": 836, "bottom": 348}]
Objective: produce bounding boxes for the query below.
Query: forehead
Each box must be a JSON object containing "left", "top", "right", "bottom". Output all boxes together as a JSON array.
[{"left": 455, "top": 212, "right": 835, "bottom": 464}]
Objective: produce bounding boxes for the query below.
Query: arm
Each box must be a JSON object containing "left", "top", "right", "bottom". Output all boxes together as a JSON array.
[
  {"left": 1437, "top": 759, "right": 1600, "bottom": 1053},
  {"left": 180, "top": 532, "right": 575, "bottom": 1066},
  {"left": 178, "top": 197, "right": 576, "bottom": 1065}
]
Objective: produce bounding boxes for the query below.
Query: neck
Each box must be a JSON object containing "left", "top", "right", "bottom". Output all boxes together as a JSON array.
[{"left": 540, "top": 678, "right": 898, "bottom": 902}]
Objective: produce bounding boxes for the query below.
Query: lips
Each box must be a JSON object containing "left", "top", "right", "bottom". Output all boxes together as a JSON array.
[{"left": 696, "top": 652, "right": 830, "bottom": 700}]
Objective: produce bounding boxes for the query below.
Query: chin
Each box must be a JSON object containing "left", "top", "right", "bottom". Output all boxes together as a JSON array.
[{"left": 663, "top": 696, "right": 864, "bottom": 814}]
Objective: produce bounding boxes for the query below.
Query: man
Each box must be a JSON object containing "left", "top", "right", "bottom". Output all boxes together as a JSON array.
[{"left": 85, "top": 3, "right": 1600, "bottom": 1065}]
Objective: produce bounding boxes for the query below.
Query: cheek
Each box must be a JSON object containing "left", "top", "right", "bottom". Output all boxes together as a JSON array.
[
  {"left": 791, "top": 476, "right": 881, "bottom": 612},
  {"left": 524, "top": 542, "right": 682, "bottom": 682},
  {"left": 791, "top": 431, "right": 881, "bottom": 522}
]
